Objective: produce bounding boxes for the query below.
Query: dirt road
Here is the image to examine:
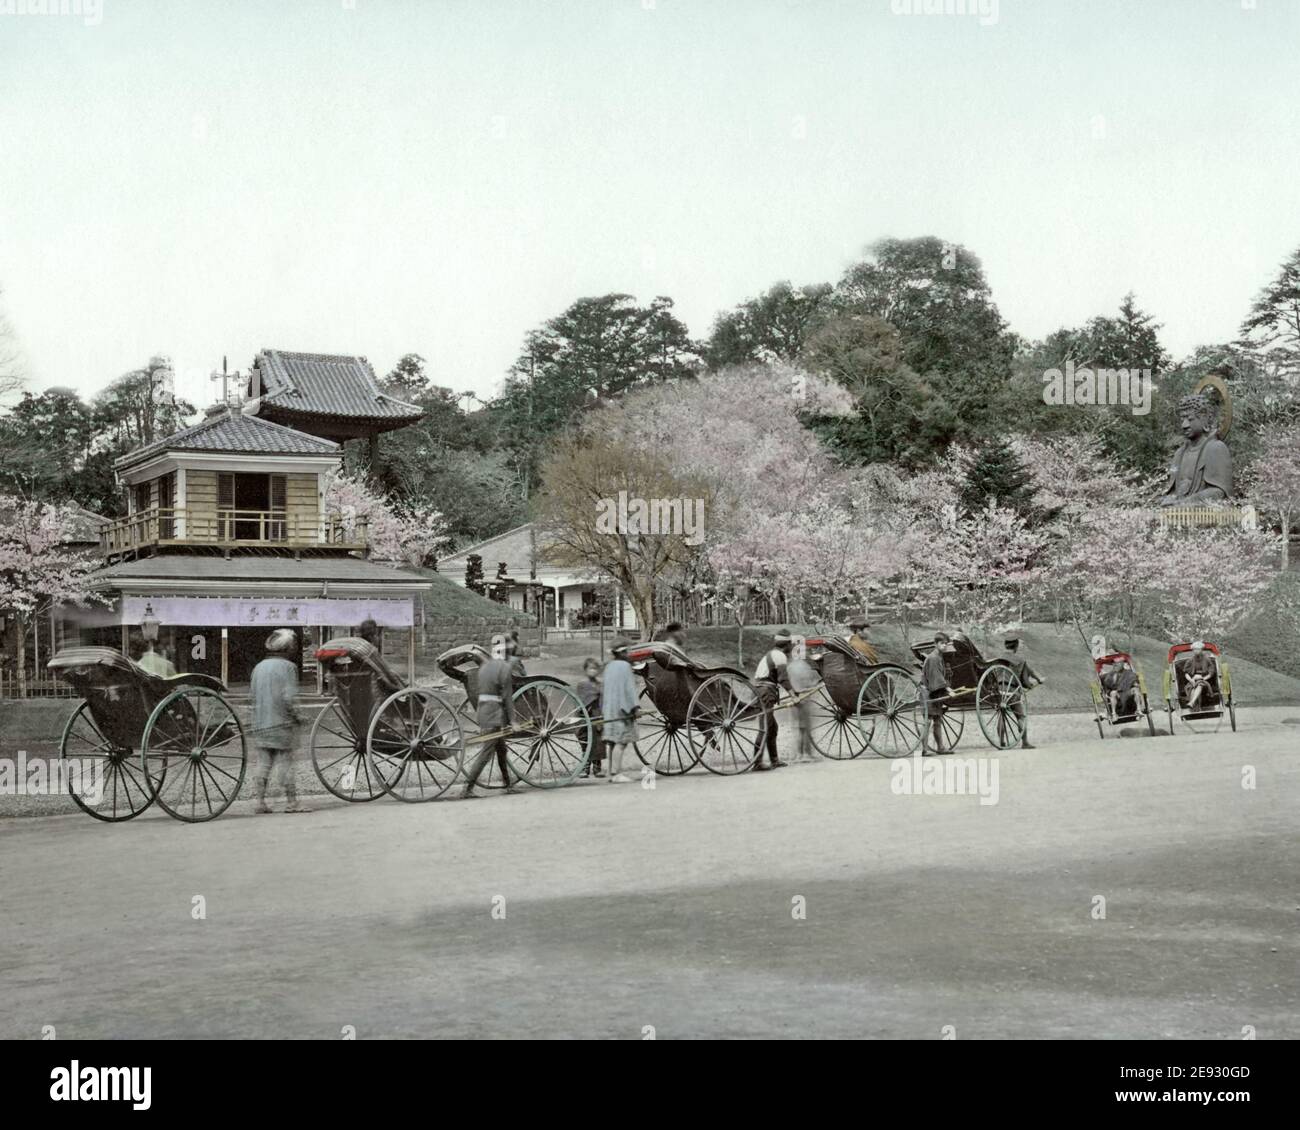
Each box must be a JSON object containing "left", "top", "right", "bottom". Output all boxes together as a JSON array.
[{"left": 1, "top": 718, "right": 1295, "bottom": 1039}]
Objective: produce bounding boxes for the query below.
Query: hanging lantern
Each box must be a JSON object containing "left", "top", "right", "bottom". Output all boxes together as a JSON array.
[{"left": 140, "top": 602, "right": 161, "bottom": 644}]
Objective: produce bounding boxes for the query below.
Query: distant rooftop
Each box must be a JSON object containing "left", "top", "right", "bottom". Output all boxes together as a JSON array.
[
  {"left": 115, "top": 408, "right": 340, "bottom": 472},
  {"left": 249, "top": 349, "right": 423, "bottom": 433}
]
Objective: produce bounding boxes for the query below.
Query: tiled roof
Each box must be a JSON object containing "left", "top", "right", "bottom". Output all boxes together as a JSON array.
[
  {"left": 252, "top": 350, "right": 423, "bottom": 422},
  {"left": 115, "top": 409, "right": 340, "bottom": 471},
  {"left": 439, "top": 525, "right": 536, "bottom": 570}
]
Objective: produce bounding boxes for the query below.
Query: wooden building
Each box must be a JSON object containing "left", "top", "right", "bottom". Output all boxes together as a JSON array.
[{"left": 60, "top": 351, "right": 430, "bottom": 684}]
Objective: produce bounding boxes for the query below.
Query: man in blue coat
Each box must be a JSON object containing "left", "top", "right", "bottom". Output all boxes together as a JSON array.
[
  {"left": 602, "top": 641, "right": 639, "bottom": 783},
  {"left": 250, "top": 628, "right": 305, "bottom": 813}
]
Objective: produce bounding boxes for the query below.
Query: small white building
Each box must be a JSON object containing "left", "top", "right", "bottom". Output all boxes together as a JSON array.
[{"left": 438, "top": 524, "right": 638, "bottom": 631}]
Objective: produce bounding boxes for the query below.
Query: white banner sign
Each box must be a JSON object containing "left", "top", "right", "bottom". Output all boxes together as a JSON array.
[{"left": 119, "top": 596, "right": 414, "bottom": 628}]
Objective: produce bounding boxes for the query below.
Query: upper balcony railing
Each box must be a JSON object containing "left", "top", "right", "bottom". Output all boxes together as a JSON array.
[{"left": 100, "top": 507, "right": 369, "bottom": 558}]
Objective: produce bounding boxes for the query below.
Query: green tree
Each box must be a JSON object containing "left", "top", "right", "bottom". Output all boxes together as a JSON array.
[
  {"left": 1053, "top": 292, "right": 1172, "bottom": 374},
  {"left": 958, "top": 437, "right": 1037, "bottom": 519},
  {"left": 704, "top": 281, "right": 835, "bottom": 368},
  {"left": 495, "top": 293, "right": 700, "bottom": 498},
  {"left": 834, "top": 237, "right": 1017, "bottom": 450},
  {"left": 464, "top": 553, "right": 485, "bottom": 594},
  {"left": 92, "top": 357, "right": 195, "bottom": 450},
  {"left": 383, "top": 353, "right": 430, "bottom": 401},
  {"left": 800, "top": 311, "right": 952, "bottom": 466},
  {"left": 1240, "top": 244, "right": 1300, "bottom": 377},
  {"left": 0, "top": 387, "right": 95, "bottom": 499},
  {"left": 355, "top": 381, "right": 525, "bottom": 545},
  {"left": 1003, "top": 294, "right": 1174, "bottom": 483}
]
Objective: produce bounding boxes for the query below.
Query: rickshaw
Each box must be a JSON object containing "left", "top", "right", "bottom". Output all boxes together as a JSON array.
[
  {"left": 434, "top": 643, "right": 594, "bottom": 788},
  {"left": 1162, "top": 642, "right": 1236, "bottom": 733},
  {"left": 311, "top": 637, "right": 464, "bottom": 802},
  {"left": 800, "top": 636, "right": 924, "bottom": 759},
  {"left": 1089, "top": 651, "right": 1157, "bottom": 737},
  {"left": 48, "top": 647, "right": 247, "bottom": 823},
  {"left": 626, "top": 642, "right": 767, "bottom": 775},
  {"left": 909, "top": 635, "right": 1029, "bottom": 751}
]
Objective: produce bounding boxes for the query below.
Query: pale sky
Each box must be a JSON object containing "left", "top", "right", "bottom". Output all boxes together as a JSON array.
[{"left": 2, "top": 0, "right": 1298, "bottom": 410}]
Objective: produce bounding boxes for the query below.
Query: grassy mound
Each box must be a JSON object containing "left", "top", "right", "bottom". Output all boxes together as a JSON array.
[{"left": 416, "top": 568, "right": 519, "bottom": 622}]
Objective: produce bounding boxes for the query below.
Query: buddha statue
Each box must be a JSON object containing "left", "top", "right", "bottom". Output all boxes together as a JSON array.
[{"left": 1160, "top": 392, "right": 1232, "bottom": 507}]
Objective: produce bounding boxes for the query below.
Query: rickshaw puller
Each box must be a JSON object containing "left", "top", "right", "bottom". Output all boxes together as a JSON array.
[
  {"left": 999, "top": 634, "right": 1044, "bottom": 749},
  {"left": 250, "top": 628, "right": 306, "bottom": 813},
  {"left": 602, "top": 641, "right": 639, "bottom": 783},
  {"left": 920, "top": 632, "right": 952, "bottom": 756},
  {"left": 461, "top": 634, "right": 517, "bottom": 798},
  {"left": 752, "top": 631, "right": 793, "bottom": 770}
]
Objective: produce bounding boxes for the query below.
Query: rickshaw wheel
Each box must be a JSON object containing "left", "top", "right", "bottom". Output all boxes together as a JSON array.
[
  {"left": 504, "top": 679, "right": 593, "bottom": 788},
  {"left": 807, "top": 683, "right": 871, "bottom": 760},
  {"left": 975, "top": 665, "right": 1025, "bottom": 751},
  {"left": 687, "top": 673, "right": 765, "bottom": 775},
  {"left": 634, "top": 690, "right": 700, "bottom": 775},
  {"left": 60, "top": 701, "right": 156, "bottom": 822},
  {"left": 310, "top": 697, "right": 385, "bottom": 802},
  {"left": 367, "top": 688, "right": 464, "bottom": 802},
  {"left": 142, "top": 686, "right": 247, "bottom": 823},
  {"left": 858, "top": 668, "right": 922, "bottom": 758}
]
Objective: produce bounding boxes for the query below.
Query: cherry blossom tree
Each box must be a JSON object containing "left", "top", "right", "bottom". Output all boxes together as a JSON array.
[
  {"left": 0, "top": 497, "right": 105, "bottom": 696},
  {"left": 539, "top": 361, "right": 853, "bottom": 638},
  {"left": 1045, "top": 506, "right": 1171, "bottom": 650},
  {"left": 1153, "top": 527, "right": 1277, "bottom": 641},
  {"left": 1012, "top": 432, "right": 1144, "bottom": 534},
  {"left": 703, "top": 509, "right": 789, "bottom": 663},
  {"left": 1039, "top": 506, "right": 1277, "bottom": 649},
  {"left": 323, "top": 472, "right": 449, "bottom": 569},
  {"left": 926, "top": 501, "right": 1047, "bottom": 631},
  {"left": 1245, "top": 424, "right": 1300, "bottom": 568}
]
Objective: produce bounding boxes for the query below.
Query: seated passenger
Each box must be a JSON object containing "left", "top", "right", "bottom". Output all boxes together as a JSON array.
[
  {"left": 137, "top": 642, "right": 176, "bottom": 679},
  {"left": 1183, "top": 641, "right": 1217, "bottom": 710},
  {"left": 653, "top": 621, "right": 688, "bottom": 649},
  {"left": 1103, "top": 660, "right": 1138, "bottom": 717},
  {"left": 843, "top": 615, "right": 880, "bottom": 665},
  {"left": 506, "top": 630, "right": 526, "bottom": 679}
]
